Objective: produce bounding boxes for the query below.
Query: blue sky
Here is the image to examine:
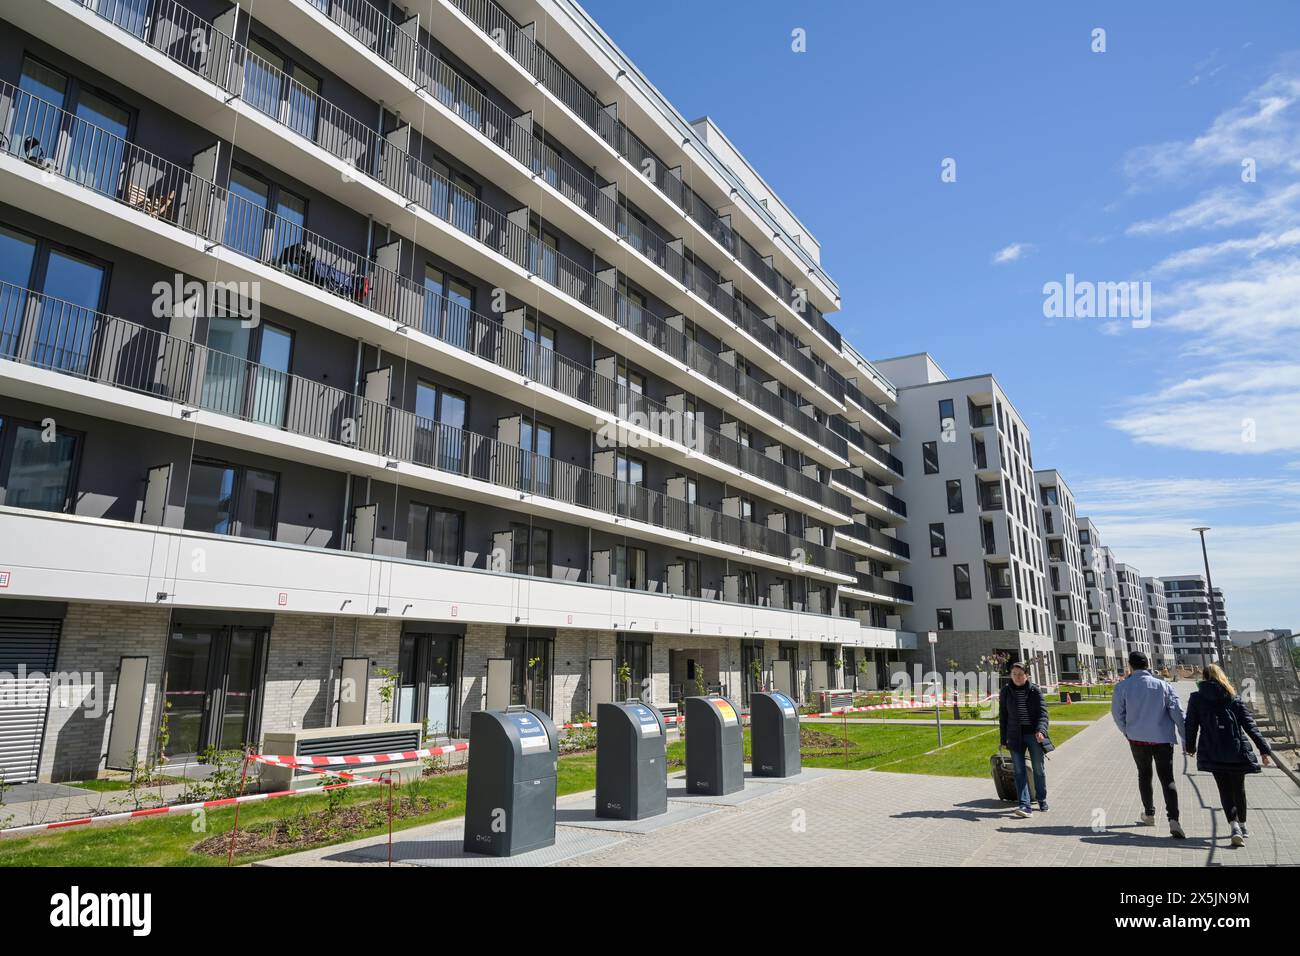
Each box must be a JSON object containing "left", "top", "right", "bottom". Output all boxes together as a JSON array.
[{"left": 580, "top": 0, "right": 1300, "bottom": 630}]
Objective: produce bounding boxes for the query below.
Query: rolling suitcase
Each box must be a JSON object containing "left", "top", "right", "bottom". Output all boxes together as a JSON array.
[{"left": 990, "top": 747, "right": 1038, "bottom": 802}]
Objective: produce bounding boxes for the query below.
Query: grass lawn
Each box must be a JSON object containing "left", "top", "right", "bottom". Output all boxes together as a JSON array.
[
  {"left": 63, "top": 777, "right": 186, "bottom": 793},
  {"left": 0, "top": 752, "right": 598, "bottom": 868},
  {"left": 878, "top": 724, "right": 1088, "bottom": 777},
  {"left": 1044, "top": 701, "right": 1112, "bottom": 722}
]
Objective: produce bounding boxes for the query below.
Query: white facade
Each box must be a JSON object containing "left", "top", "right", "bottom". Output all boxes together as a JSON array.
[{"left": 1036, "top": 469, "right": 1093, "bottom": 681}]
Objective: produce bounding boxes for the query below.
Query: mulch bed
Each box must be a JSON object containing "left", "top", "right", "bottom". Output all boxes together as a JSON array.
[{"left": 193, "top": 793, "right": 449, "bottom": 857}]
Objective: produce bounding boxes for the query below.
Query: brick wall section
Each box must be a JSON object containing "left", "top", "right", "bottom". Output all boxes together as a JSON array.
[
  {"left": 458, "top": 623, "right": 504, "bottom": 731},
  {"left": 39, "top": 604, "right": 171, "bottom": 782}
]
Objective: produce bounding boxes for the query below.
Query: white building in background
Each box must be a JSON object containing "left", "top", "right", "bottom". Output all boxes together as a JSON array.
[
  {"left": 1162, "top": 575, "right": 1228, "bottom": 664},
  {"left": 1036, "top": 469, "right": 1093, "bottom": 681},
  {"left": 1142, "top": 577, "right": 1174, "bottom": 671},
  {"left": 872, "top": 354, "right": 1055, "bottom": 685},
  {"left": 1077, "top": 518, "right": 1120, "bottom": 677},
  {"left": 1116, "top": 563, "right": 1153, "bottom": 661}
]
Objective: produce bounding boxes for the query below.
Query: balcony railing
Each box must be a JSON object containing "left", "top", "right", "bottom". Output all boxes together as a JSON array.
[
  {"left": 842, "top": 378, "right": 901, "bottom": 437},
  {"left": 67, "top": 0, "right": 846, "bottom": 457},
  {"left": 835, "top": 522, "right": 910, "bottom": 560},
  {"left": 830, "top": 469, "right": 907, "bottom": 518},
  {"left": 0, "top": 281, "right": 856, "bottom": 577},
  {"left": 850, "top": 573, "right": 913, "bottom": 603},
  {"left": 0, "top": 75, "right": 846, "bottom": 465},
  {"left": 829, "top": 416, "right": 903, "bottom": 475}
]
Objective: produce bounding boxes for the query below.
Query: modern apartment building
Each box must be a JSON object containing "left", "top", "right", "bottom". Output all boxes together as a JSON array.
[
  {"left": 872, "top": 353, "right": 1055, "bottom": 685},
  {"left": 1141, "top": 576, "right": 1174, "bottom": 671},
  {"left": 1115, "top": 563, "right": 1152, "bottom": 661},
  {"left": 1162, "top": 574, "right": 1226, "bottom": 665},
  {"left": 1035, "top": 469, "right": 1092, "bottom": 681},
  {"left": 1077, "top": 517, "right": 1120, "bottom": 677},
  {"left": 0, "top": 0, "right": 917, "bottom": 782}
]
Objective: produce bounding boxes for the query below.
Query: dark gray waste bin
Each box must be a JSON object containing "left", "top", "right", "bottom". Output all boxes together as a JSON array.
[
  {"left": 463, "top": 707, "right": 557, "bottom": 856},
  {"left": 750, "top": 691, "right": 801, "bottom": 777},
  {"left": 684, "top": 695, "right": 744, "bottom": 795},
  {"left": 596, "top": 701, "right": 667, "bottom": 819}
]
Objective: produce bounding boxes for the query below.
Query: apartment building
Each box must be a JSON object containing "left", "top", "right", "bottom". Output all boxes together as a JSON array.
[
  {"left": 1115, "top": 563, "right": 1153, "bottom": 662},
  {"left": 1142, "top": 576, "right": 1174, "bottom": 671},
  {"left": 0, "top": 0, "right": 915, "bottom": 782},
  {"left": 1077, "top": 517, "right": 1120, "bottom": 677},
  {"left": 1035, "top": 469, "right": 1092, "bottom": 682},
  {"left": 1162, "top": 574, "right": 1226, "bottom": 665},
  {"left": 871, "top": 353, "right": 1055, "bottom": 685}
]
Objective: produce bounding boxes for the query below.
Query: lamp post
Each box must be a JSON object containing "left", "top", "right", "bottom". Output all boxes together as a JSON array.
[{"left": 1193, "top": 527, "right": 1224, "bottom": 665}]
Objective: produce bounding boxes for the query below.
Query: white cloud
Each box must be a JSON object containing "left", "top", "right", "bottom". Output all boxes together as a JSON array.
[{"left": 991, "top": 242, "right": 1030, "bottom": 264}]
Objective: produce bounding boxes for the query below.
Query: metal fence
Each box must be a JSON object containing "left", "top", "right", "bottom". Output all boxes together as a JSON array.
[{"left": 1225, "top": 633, "right": 1300, "bottom": 781}]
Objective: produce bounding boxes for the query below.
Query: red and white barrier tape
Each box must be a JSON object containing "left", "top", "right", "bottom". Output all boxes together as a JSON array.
[
  {"left": 249, "top": 741, "right": 469, "bottom": 769},
  {"left": 0, "top": 775, "right": 385, "bottom": 837}
]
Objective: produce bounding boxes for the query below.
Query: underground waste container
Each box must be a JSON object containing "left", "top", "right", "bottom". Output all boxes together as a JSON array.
[
  {"left": 596, "top": 701, "right": 668, "bottom": 819},
  {"left": 463, "top": 707, "right": 558, "bottom": 856},
  {"left": 749, "top": 690, "right": 801, "bottom": 777},
  {"left": 684, "top": 694, "right": 744, "bottom": 795}
]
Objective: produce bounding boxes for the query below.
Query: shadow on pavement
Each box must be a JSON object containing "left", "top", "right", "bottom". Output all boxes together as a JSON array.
[{"left": 892, "top": 798, "right": 1011, "bottom": 822}]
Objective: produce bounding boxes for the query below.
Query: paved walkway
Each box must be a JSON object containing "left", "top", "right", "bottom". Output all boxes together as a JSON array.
[
  {"left": 266, "top": 680, "right": 1299, "bottom": 867},
  {"left": 563, "top": 681, "right": 1300, "bottom": 866}
]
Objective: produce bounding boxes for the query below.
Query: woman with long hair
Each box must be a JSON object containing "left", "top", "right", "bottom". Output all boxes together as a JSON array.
[{"left": 1184, "top": 663, "right": 1274, "bottom": 847}]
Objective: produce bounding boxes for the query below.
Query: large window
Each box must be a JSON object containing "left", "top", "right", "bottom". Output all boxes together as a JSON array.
[
  {"left": 407, "top": 503, "right": 463, "bottom": 565},
  {"left": 422, "top": 266, "right": 474, "bottom": 349},
  {"left": 938, "top": 398, "right": 955, "bottom": 426},
  {"left": 184, "top": 460, "right": 279, "bottom": 540},
  {"left": 954, "top": 564, "right": 972, "bottom": 600},
  {"left": 510, "top": 523, "right": 550, "bottom": 577},
  {"left": 946, "top": 478, "right": 964, "bottom": 514},
  {"left": 613, "top": 544, "right": 648, "bottom": 591},
  {"left": 929, "top": 522, "right": 947, "bottom": 557},
  {"left": 937, "top": 608, "right": 954, "bottom": 631},
  {"left": 922, "top": 440, "right": 939, "bottom": 474},
  {"left": 0, "top": 419, "right": 80, "bottom": 512}
]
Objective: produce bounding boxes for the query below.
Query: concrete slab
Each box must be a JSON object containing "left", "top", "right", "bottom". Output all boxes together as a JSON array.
[{"left": 555, "top": 801, "right": 719, "bottom": 833}]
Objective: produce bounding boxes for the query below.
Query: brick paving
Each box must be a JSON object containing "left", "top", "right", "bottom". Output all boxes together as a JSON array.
[{"left": 561, "top": 682, "right": 1300, "bottom": 867}]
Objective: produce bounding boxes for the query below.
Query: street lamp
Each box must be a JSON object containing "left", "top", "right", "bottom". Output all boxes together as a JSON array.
[{"left": 1193, "top": 527, "right": 1225, "bottom": 666}]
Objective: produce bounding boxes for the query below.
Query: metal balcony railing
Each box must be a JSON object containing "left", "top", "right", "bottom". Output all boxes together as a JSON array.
[
  {"left": 830, "top": 469, "right": 907, "bottom": 518},
  {"left": 842, "top": 377, "right": 902, "bottom": 437},
  {"left": 835, "top": 522, "right": 910, "bottom": 560},
  {"left": 829, "top": 415, "right": 904, "bottom": 475},
  {"left": 0, "top": 281, "right": 855, "bottom": 576},
  {"left": 851, "top": 572, "right": 913, "bottom": 603},
  {"left": 0, "top": 73, "right": 847, "bottom": 467},
  {"left": 68, "top": 0, "right": 845, "bottom": 458}
]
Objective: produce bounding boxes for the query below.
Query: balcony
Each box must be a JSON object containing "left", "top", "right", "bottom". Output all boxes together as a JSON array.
[
  {"left": 828, "top": 415, "right": 904, "bottom": 478},
  {"left": 275, "top": 0, "right": 842, "bottom": 344},
  {"left": 834, "top": 522, "right": 910, "bottom": 561},
  {"left": 846, "top": 573, "right": 913, "bottom": 604},
  {"left": 830, "top": 469, "right": 907, "bottom": 519},
  {"left": 0, "top": 281, "right": 857, "bottom": 579},
  {"left": 0, "top": 74, "right": 849, "bottom": 466},
  {"left": 842, "top": 378, "right": 902, "bottom": 439}
]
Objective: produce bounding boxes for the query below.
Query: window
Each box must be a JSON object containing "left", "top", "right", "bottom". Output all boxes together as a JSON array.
[
  {"left": 676, "top": 557, "right": 700, "bottom": 597},
  {"left": 244, "top": 37, "right": 321, "bottom": 139},
  {"left": 922, "top": 441, "right": 939, "bottom": 474},
  {"left": 225, "top": 166, "right": 306, "bottom": 264},
  {"left": 528, "top": 218, "right": 560, "bottom": 284},
  {"left": 0, "top": 419, "right": 80, "bottom": 512},
  {"left": 937, "top": 608, "right": 953, "bottom": 631},
  {"left": 1041, "top": 486, "right": 1060, "bottom": 506},
  {"left": 413, "top": 381, "right": 468, "bottom": 469},
  {"left": 407, "top": 503, "right": 463, "bottom": 565},
  {"left": 989, "top": 604, "right": 1005, "bottom": 630},
  {"left": 509, "top": 523, "right": 550, "bottom": 577},
  {"left": 422, "top": 266, "right": 474, "bottom": 349},
  {"left": 184, "top": 461, "right": 279, "bottom": 540},
  {"left": 946, "top": 479, "right": 963, "bottom": 513},
  {"left": 954, "top": 564, "right": 972, "bottom": 600},
  {"left": 938, "top": 398, "right": 954, "bottom": 427},
  {"left": 929, "top": 522, "right": 947, "bottom": 557},
  {"left": 613, "top": 544, "right": 647, "bottom": 591}
]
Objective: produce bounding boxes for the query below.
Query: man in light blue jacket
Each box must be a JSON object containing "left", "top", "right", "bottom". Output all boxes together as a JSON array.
[{"left": 1111, "top": 650, "right": 1187, "bottom": 838}]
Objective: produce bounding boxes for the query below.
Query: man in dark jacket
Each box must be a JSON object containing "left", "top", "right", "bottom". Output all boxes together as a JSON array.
[
  {"left": 999, "top": 661, "right": 1050, "bottom": 818},
  {"left": 1185, "top": 664, "right": 1274, "bottom": 847}
]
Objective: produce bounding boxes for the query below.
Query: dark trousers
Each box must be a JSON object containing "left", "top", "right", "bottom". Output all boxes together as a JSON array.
[
  {"left": 1129, "top": 742, "right": 1180, "bottom": 821},
  {"left": 1211, "top": 770, "right": 1249, "bottom": 824}
]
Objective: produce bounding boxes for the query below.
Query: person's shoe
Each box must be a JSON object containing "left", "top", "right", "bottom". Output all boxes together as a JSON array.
[
  {"left": 1169, "top": 819, "right": 1186, "bottom": 839},
  {"left": 1038, "top": 800, "right": 1049, "bottom": 812},
  {"left": 1012, "top": 806, "right": 1031, "bottom": 819},
  {"left": 1137, "top": 812, "right": 1156, "bottom": 826},
  {"left": 1240, "top": 824, "right": 1250, "bottom": 840},
  {"left": 1230, "top": 822, "right": 1244, "bottom": 847}
]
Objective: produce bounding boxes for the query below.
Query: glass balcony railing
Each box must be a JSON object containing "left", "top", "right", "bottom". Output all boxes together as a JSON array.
[
  {"left": 61, "top": 0, "right": 847, "bottom": 458},
  {"left": 0, "top": 280, "right": 856, "bottom": 578},
  {"left": 834, "top": 522, "right": 910, "bottom": 560},
  {"left": 829, "top": 469, "right": 907, "bottom": 517},
  {"left": 850, "top": 573, "right": 913, "bottom": 603}
]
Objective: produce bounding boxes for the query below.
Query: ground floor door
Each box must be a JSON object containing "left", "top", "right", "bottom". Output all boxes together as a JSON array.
[
  {"left": 0, "top": 617, "right": 60, "bottom": 784},
  {"left": 162, "top": 626, "right": 267, "bottom": 759},
  {"left": 505, "top": 631, "right": 552, "bottom": 714},
  {"left": 396, "top": 632, "right": 460, "bottom": 737}
]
